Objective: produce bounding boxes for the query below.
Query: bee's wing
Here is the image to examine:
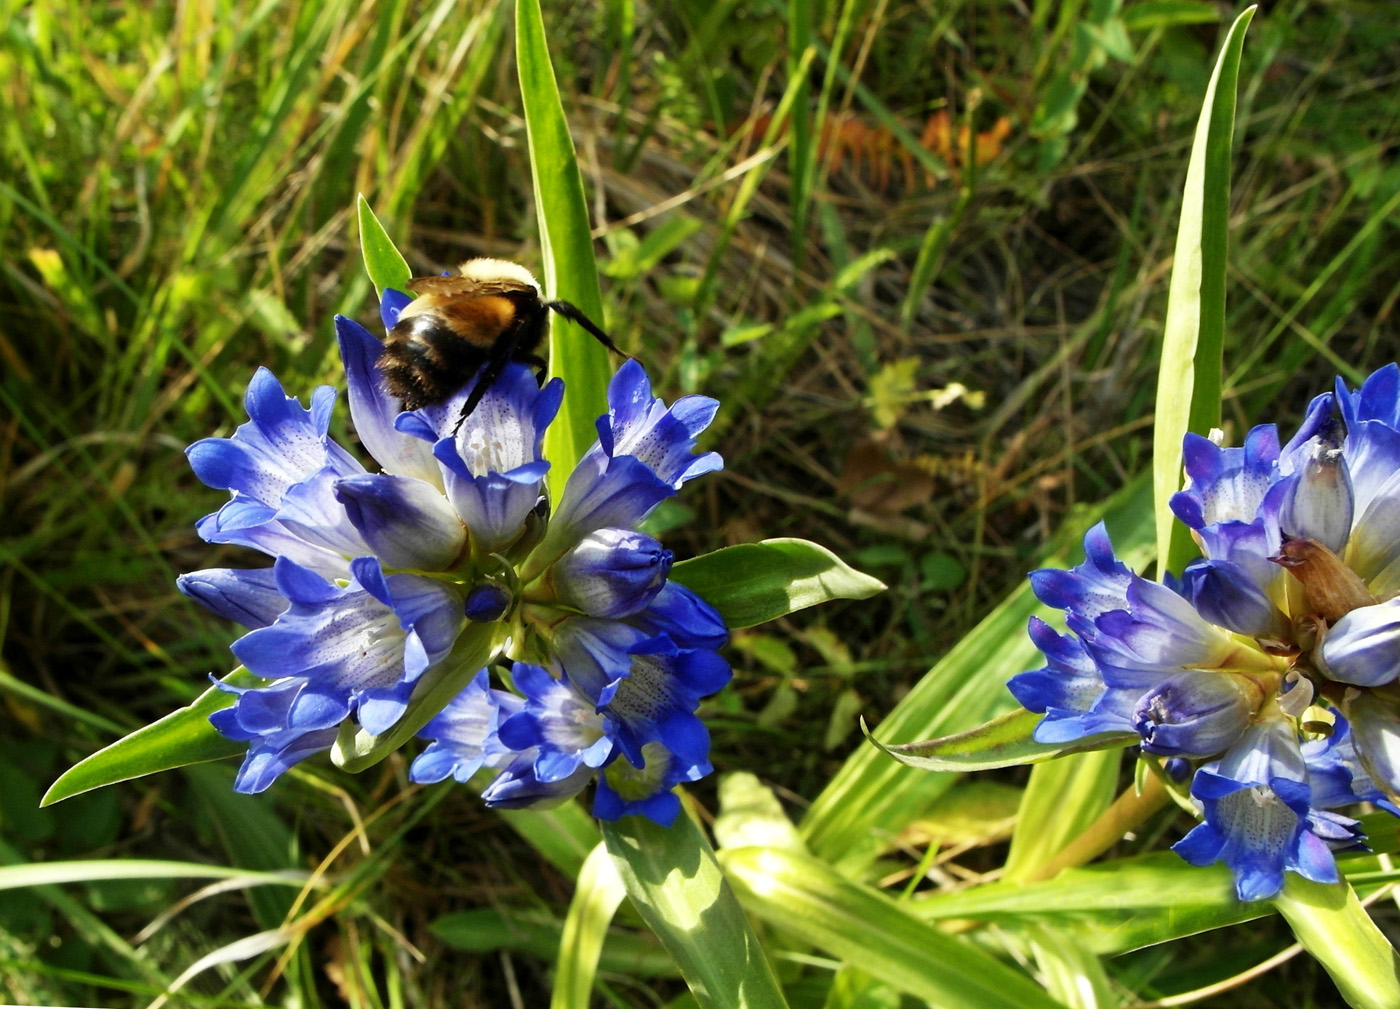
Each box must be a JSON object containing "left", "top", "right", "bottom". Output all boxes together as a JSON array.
[
  {"left": 406, "top": 275, "right": 535, "bottom": 298},
  {"left": 405, "top": 275, "right": 487, "bottom": 298}
]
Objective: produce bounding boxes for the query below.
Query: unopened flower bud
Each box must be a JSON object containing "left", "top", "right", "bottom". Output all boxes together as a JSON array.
[
  {"left": 549, "top": 528, "right": 673, "bottom": 619},
  {"left": 1280, "top": 434, "right": 1353, "bottom": 554},
  {"left": 465, "top": 582, "right": 512, "bottom": 622},
  {"left": 1319, "top": 598, "right": 1400, "bottom": 687}
]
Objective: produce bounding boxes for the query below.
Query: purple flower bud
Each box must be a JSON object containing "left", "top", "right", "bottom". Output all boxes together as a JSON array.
[
  {"left": 1319, "top": 599, "right": 1400, "bottom": 687},
  {"left": 1280, "top": 433, "right": 1354, "bottom": 554},
  {"left": 1132, "top": 672, "right": 1265, "bottom": 758},
  {"left": 550, "top": 528, "right": 673, "bottom": 619},
  {"left": 464, "top": 583, "right": 512, "bottom": 623}
]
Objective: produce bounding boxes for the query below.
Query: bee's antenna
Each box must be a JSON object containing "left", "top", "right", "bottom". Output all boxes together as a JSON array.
[{"left": 545, "top": 300, "right": 635, "bottom": 361}]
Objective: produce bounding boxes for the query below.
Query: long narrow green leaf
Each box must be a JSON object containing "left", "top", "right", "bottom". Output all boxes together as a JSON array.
[
  {"left": 601, "top": 815, "right": 789, "bottom": 1009},
  {"left": 516, "top": 0, "right": 611, "bottom": 504},
  {"left": 552, "top": 843, "right": 627, "bottom": 1009},
  {"left": 1274, "top": 877, "right": 1400, "bottom": 1009},
  {"left": 1153, "top": 6, "right": 1255, "bottom": 577},
  {"left": 1003, "top": 749, "right": 1121, "bottom": 883},
  {"left": 42, "top": 669, "right": 260, "bottom": 806},
  {"left": 721, "top": 846, "right": 1067, "bottom": 1009},
  {"left": 498, "top": 801, "right": 601, "bottom": 878},
  {"left": 0, "top": 860, "right": 307, "bottom": 892},
  {"left": 873, "top": 707, "right": 1135, "bottom": 772}
]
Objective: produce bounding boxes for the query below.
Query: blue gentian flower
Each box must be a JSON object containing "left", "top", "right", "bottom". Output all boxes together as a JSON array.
[
  {"left": 1011, "top": 363, "right": 1400, "bottom": 899},
  {"left": 181, "top": 297, "right": 729, "bottom": 827}
]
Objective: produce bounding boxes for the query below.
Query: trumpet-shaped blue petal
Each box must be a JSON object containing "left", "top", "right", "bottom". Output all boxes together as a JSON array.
[
  {"left": 497, "top": 663, "right": 615, "bottom": 781},
  {"left": 421, "top": 366, "right": 562, "bottom": 550},
  {"left": 594, "top": 740, "right": 710, "bottom": 826},
  {"left": 335, "top": 314, "right": 442, "bottom": 488},
  {"left": 409, "top": 671, "right": 521, "bottom": 784},
  {"left": 596, "top": 359, "right": 723, "bottom": 488},
  {"left": 177, "top": 567, "right": 286, "bottom": 629},
  {"left": 334, "top": 472, "right": 466, "bottom": 571}
]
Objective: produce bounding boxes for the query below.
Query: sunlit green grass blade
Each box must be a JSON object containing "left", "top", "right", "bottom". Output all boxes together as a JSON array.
[
  {"left": 1274, "top": 877, "right": 1400, "bottom": 1009},
  {"left": 1024, "top": 926, "right": 1115, "bottom": 1009},
  {"left": 358, "top": 194, "right": 413, "bottom": 300},
  {"left": 873, "top": 707, "right": 1135, "bottom": 772},
  {"left": 669, "top": 538, "right": 885, "bottom": 629},
  {"left": 1153, "top": 6, "right": 1255, "bottom": 577},
  {"left": 909, "top": 851, "right": 1252, "bottom": 954},
  {"left": 516, "top": 0, "right": 611, "bottom": 504},
  {"left": 601, "top": 815, "right": 790, "bottom": 1009},
  {"left": 801, "top": 473, "right": 1155, "bottom": 874},
  {"left": 42, "top": 670, "right": 260, "bottom": 806},
  {"left": 721, "top": 846, "right": 1068, "bottom": 1009},
  {"left": 1002, "top": 749, "right": 1120, "bottom": 883},
  {"left": 0, "top": 860, "right": 307, "bottom": 892},
  {"left": 551, "top": 843, "right": 627, "bottom": 1009}
]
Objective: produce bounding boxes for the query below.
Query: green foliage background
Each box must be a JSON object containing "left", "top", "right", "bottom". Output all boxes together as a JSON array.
[{"left": 3, "top": 0, "right": 1400, "bottom": 1004}]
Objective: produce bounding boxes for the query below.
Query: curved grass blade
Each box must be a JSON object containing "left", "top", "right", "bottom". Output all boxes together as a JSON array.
[
  {"left": 516, "top": 0, "right": 611, "bottom": 502},
  {"left": 601, "top": 814, "right": 789, "bottom": 1009},
  {"left": 721, "top": 846, "right": 1067, "bottom": 1009},
  {"left": 670, "top": 538, "right": 885, "bottom": 629},
  {"left": 1274, "top": 876, "right": 1400, "bottom": 1009},
  {"left": 357, "top": 194, "right": 412, "bottom": 300},
  {"left": 552, "top": 843, "right": 627, "bottom": 1009},
  {"left": 42, "top": 669, "right": 261, "bottom": 806},
  {"left": 1153, "top": 6, "right": 1255, "bottom": 577},
  {"left": 872, "top": 707, "right": 1135, "bottom": 772},
  {"left": 0, "top": 859, "right": 307, "bottom": 892}
]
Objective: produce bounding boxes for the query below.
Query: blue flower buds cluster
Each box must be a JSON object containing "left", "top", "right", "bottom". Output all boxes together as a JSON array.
[
  {"left": 178, "top": 292, "right": 728, "bottom": 826},
  {"left": 1011, "top": 364, "right": 1400, "bottom": 900}
]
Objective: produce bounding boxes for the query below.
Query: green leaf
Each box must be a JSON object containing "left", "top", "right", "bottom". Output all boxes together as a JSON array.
[
  {"left": 331, "top": 622, "right": 496, "bottom": 772},
  {"left": 1122, "top": 0, "right": 1220, "bottom": 31},
  {"left": 1003, "top": 749, "right": 1122, "bottom": 884},
  {"left": 552, "top": 843, "right": 627, "bottom": 1009},
  {"left": 357, "top": 194, "right": 412, "bottom": 300},
  {"left": 431, "top": 906, "right": 676, "bottom": 977},
  {"left": 516, "top": 0, "right": 612, "bottom": 504},
  {"left": 669, "top": 539, "right": 885, "bottom": 629},
  {"left": 721, "top": 846, "right": 1067, "bottom": 1009},
  {"left": 1274, "top": 877, "right": 1400, "bottom": 1009},
  {"left": 873, "top": 707, "right": 1135, "bottom": 773},
  {"left": 0, "top": 859, "right": 308, "bottom": 892},
  {"left": 1153, "top": 6, "right": 1255, "bottom": 578},
  {"left": 42, "top": 670, "right": 259, "bottom": 806},
  {"left": 601, "top": 814, "right": 790, "bottom": 1009}
]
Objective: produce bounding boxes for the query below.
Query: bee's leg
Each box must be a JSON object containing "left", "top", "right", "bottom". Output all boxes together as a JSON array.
[
  {"left": 450, "top": 324, "right": 532, "bottom": 437},
  {"left": 451, "top": 359, "right": 507, "bottom": 437},
  {"left": 544, "top": 300, "right": 637, "bottom": 363}
]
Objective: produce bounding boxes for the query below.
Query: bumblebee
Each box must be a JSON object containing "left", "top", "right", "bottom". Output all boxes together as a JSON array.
[{"left": 378, "top": 258, "right": 628, "bottom": 431}]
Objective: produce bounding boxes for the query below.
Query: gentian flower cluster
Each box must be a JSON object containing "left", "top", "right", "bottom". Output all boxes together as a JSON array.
[
  {"left": 178, "top": 290, "right": 728, "bottom": 826},
  {"left": 1010, "top": 364, "right": 1400, "bottom": 900}
]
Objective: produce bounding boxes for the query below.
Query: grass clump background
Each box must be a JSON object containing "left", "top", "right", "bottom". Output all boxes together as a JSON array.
[{"left": 3, "top": 0, "right": 1400, "bottom": 1004}]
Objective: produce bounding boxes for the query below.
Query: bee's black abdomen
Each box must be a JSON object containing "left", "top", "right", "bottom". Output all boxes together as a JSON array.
[{"left": 379, "top": 315, "right": 489, "bottom": 409}]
